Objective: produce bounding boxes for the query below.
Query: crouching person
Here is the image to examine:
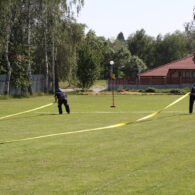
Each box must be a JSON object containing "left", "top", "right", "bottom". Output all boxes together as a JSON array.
[{"left": 54, "top": 88, "right": 70, "bottom": 114}]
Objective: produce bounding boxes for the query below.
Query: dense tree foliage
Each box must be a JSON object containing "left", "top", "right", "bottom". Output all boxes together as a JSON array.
[
  {"left": 112, "top": 40, "right": 131, "bottom": 78},
  {"left": 77, "top": 31, "right": 103, "bottom": 89},
  {"left": 153, "top": 32, "right": 189, "bottom": 66},
  {"left": 122, "top": 56, "right": 147, "bottom": 77},
  {"left": 117, "top": 32, "right": 125, "bottom": 42},
  {"left": 127, "top": 29, "right": 155, "bottom": 69},
  {"left": 0, "top": 0, "right": 85, "bottom": 94}
]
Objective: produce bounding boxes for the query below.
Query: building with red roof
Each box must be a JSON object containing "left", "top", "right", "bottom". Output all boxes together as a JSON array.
[
  {"left": 108, "top": 54, "right": 195, "bottom": 90},
  {"left": 138, "top": 55, "right": 195, "bottom": 85}
]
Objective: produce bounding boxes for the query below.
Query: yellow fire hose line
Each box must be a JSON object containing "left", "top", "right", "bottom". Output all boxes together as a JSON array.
[
  {"left": 0, "top": 92, "right": 190, "bottom": 144},
  {"left": 0, "top": 103, "right": 54, "bottom": 120}
]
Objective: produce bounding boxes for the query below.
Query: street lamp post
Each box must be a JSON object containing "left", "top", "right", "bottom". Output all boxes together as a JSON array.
[
  {"left": 110, "top": 61, "right": 116, "bottom": 108},
  {"left": 109, "top": 60, "right": 114, "bottom": 78}
]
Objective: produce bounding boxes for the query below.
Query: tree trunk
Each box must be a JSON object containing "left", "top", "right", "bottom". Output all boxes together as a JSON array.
[
  {"left": 27, "top": 0, "right": 33, "bottom": 95},
  {"left": 4, "top": 37, "right": 11, "bottom": 95},
  {"left": 44, "top": 28, "right": 49, "bottom": 93},
  {"left": 52, "top": 36, "right": 55, "bottom": 93},
  {"left": 55, "top": 59, "right": 59, "bottom": 90}
]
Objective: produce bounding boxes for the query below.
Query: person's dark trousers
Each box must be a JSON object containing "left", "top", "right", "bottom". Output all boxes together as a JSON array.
[
  {"left": 189, "top": 95, "right": 195, "bottom": 114},
  {"left": 58, "top": 99, "right": 70, "bottom": 114}
]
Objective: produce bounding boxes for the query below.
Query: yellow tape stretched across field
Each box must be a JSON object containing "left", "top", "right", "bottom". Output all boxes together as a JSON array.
[
  {"left": 0, "top": 92, "right": 190, "bottom": 144},
  {"left": 0, "top": 103, "right": 54, "bottom": 120},
  {"left": 136, "top": 92, "right": 190, "bottom": 122}
]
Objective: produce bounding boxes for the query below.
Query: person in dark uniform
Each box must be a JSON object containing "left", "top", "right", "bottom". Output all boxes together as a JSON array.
[
  {"left": 189, "top": 84, "right": 195, "bottom": 114},
  {"left": 54, "top": 88, "right": 70, "bottom": 114}
]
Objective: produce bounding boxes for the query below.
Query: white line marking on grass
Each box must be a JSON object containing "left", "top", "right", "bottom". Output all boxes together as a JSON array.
[{"left": 36, "top": 111, "right": 186, "bottom": 114}]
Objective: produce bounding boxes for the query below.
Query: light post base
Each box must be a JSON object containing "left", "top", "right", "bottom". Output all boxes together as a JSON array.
[{"left": 110, "top": 105, "right": 116, "bottom": 108}]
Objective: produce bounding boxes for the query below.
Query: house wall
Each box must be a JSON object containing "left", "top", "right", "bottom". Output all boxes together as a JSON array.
[
  {"left": 107, "top": 79, "right": 193, "bottom": 90},
  {"left": 168, "top": 69, "right": 195, "bottom": 79},
  {"left": 140, "top": 77, "right": 166, "bottom": 85},
  {"left": 107, "top": 75, "right": 195, "bottom": 90},
  {"left": 167, "top": 69, "right": 195, "bottom": 84}
]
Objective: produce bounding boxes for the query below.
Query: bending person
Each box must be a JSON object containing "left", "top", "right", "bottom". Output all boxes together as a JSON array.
[{"left": 54, "top": 88, "right": 70, "bottom": 114}]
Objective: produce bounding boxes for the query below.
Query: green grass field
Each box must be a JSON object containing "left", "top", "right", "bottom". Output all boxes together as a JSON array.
[{"left": 0, "top": 94, "right": 195, "bottom": 194}]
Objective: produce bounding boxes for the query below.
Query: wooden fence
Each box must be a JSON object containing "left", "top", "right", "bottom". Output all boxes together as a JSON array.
[
  {"left": 108, "top": 77, "right": 195, "bottom": 90},
  {"left": 111, "top": 77, "right": 195, "bottom": 85}
]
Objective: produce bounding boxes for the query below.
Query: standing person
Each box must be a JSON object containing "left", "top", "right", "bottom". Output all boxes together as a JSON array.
[
  {"left": 54, "top": 88, "right": 70, "bottom": 114},
  {"left": 189, "top": 84, "right": 195, "bottom": 114}
]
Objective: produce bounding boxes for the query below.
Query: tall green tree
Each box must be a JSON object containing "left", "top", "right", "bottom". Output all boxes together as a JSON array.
[
  {"left": 185, "top": 7, "right": 195, "bottom": 55},
  {"left": 25, "top": 0, "right": 35, "bottom": 95},
  {"left": 56, "top": 22, "right": 85, "bottom": 87},
  {"left": 36, "top": 0, "right": 84, "bottom": 93},
  {"left": 99, "top": 39, "right": 114, "bottom": 79},
  {"left": 154, "top": 31, "right": 188, "bottom": 66},
  {"left": 0, "top": 0, "right": 16, "bottom": 94},
  {"left": 122, "top": 56, "right": 147, "bottom": 77},
  {"left": 112, "top": 40, "right": 131, "bottom": 78},
  {"left": 127, "top": 29, "right": 155, "bottom": 69},
  {"left": 117, "top": 32, "right": 125, "bottom": 42},
  {"left": 77, "top": 31, "right": 103, "bottom": 89}
]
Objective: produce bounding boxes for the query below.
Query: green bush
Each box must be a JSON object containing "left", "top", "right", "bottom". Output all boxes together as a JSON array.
[
  {"left": 80, "top": 89, "right": 93, "bottom": 92},
  {"left": 117, "top": 88, "right": 125, "bottom": 92},
  {"left": 145, "top": 87, "right": 156, "bottom": 92},
  {"left": 169, "top": 89, "right": 181, "bottom": 94}
]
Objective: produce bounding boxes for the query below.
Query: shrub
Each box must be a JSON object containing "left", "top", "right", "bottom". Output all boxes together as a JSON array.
[
  {"left": 169, "top": 89, "right": 182, "bottom": 94},
  {"left": 145, "top": 87, "right": 156, "bottom": 92},
  {"left": 117, "top": 88, "right": 125, "bottom": 92}
]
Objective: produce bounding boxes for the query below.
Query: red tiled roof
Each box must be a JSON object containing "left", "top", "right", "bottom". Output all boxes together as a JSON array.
[{"left": 139, "top": 55, "right": 195, "bottom": 77}]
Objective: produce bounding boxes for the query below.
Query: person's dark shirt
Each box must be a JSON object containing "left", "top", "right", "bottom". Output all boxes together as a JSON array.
[
  {"left": 55, "top": 92, "right": 67, "bottom": 100},
  {"left": 191, "top": 86, "right": 195, "bottom": 94}
]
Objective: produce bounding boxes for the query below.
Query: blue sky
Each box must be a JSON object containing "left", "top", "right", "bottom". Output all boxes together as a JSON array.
[{"left": 77, "top": 0, "right": 195, "bottom": 39}]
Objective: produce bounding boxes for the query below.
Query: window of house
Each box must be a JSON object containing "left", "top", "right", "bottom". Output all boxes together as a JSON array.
[
  {"left": 185, "top": 72, "right": 190, "bottom": 78},
  {"left": 179, "top": 72, "right": 183, "bottom": 78},
  {"left": 192, "top": 72, "right": 195, "bottom": 78}
]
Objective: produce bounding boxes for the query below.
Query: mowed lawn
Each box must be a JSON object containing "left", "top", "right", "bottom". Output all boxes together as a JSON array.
[{"left": 0, "top": 94, "right": 194, "bottom": 194}]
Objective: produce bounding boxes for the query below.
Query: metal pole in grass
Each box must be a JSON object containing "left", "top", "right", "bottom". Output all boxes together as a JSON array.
[{"left": 110, "top": 61, "right": 116, "bottom": 108}]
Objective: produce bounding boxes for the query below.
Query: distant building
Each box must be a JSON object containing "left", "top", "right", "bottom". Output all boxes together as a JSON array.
[
  {"left": 108, "top": 55, "right": 195, "bottom": 89},
  {"left": 139, "top": 55, "right": 195, "bottom": 85}
]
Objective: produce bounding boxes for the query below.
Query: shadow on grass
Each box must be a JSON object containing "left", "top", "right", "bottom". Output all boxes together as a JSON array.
[
  {"left": 156, "top": 113, "right": 189, "bottom": 120},
  {"left": 38, "top": 113, "right": 59, "bottom": 116}
]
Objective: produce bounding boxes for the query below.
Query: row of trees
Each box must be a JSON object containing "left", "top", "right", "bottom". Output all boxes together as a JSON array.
[
  {"left": 87, "top": 27, "right": 195, "bottom": 80},
  {"left": 0, "top": 0, "right": 84, "bottom": 94},
  {"left": 0, "top": 1, "right": 194, "bottom": 94}
]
